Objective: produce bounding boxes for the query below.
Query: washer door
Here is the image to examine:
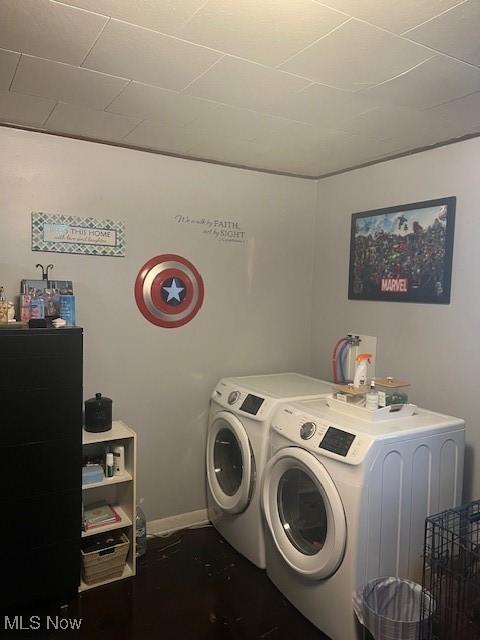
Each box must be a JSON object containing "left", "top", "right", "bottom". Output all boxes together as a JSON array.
[
  {"left": 207, "top": 411, "right": 254, "bottom": 514},
  {"left": 262, "top": 447, "right": 346, "bottom": 580}
]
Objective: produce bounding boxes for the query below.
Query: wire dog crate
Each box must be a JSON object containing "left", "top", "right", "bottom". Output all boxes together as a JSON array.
[{"left": 421, "top": 500, "right": 480, "bottom": 639}]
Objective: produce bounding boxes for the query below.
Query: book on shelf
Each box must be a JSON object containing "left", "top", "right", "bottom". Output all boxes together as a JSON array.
[
  {"left": 20, "top": 294, "right": 32, "bottom": 322},
  {"left": 60, "top": 294, "right": 76, "bottom": 326},
  {"left": 84, "top": 502, "right": 121, "bottom": 531}
]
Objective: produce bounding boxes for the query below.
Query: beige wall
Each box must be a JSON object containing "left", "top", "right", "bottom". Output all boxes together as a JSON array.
[
  {"left": 0, "top": 127, "right": 316, "bottom": 520},
  {"left": 312, "top": 137, "right": 480, "bottom": 501}
]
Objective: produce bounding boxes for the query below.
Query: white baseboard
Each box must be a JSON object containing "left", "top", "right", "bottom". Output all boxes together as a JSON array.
[{"left": 147, "top": 508, "right": 209, "bottom": 537}]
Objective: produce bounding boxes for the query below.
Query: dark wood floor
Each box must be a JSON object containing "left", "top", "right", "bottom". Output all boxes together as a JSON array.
[{"left": 5, "top": 527, "right": 330, "bottom": 639}]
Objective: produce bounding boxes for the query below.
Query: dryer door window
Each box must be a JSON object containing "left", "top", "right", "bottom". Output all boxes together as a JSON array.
[
  {"left": 277, "top": 468, "right": 327, "bottom": 556},
  {"left": 207, "top": 411, "right": 254, "bottom": 515},
  {"left": 262, "top": 447, "right": 346, "bottom": 580},
  {"left": 214, "top": 427, "right": 243, "bottom": 497}
]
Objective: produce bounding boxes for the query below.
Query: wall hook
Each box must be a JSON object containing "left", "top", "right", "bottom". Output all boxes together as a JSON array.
[{"left": 36, "top": 264, "right": 54, "bottom": 281}]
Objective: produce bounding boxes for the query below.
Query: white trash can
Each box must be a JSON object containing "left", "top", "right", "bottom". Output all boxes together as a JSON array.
[{"left": 353, "top": 577, "right": 434, "bottom": 640}]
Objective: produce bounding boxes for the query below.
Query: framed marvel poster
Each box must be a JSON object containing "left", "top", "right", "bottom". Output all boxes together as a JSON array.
[{"left": 348, "top": 197, "right": 456, "bottom": 304}]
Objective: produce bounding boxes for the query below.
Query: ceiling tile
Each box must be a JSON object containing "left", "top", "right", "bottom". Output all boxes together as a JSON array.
[
  {"left": 184, "top": 57, "right": 309, "bottom": 112},
  {"left": 45, "top": 102, "right": 140, "bottom": 140},
  {"left": 253, "top": 136, "right": 341, "bottom": 176},
  {"left": 340, "top": 105, "right": 454, "bottom": 143},
  {"left": 178, "top": 0, "right": 347, "bottom": 67},
  {"left": 361, "top": 55, "right": 480, "bottom": 109},
  {"left": 187, "top": 104, "right": 292, "bottom": 141},
  {"left": 271, "top": 82, "right": 379, "bottom": 127},
  {"left": 82, "top": 19, "right": 222, "bottom": 91},
  {"left": 106, "top": 81, "right": 219, "bottom": 125},
  {"left": 1, "top": 0, "right": 476, "bottom": 177},
  {"left": 319, "top": 0, "right": 462, "bottom": 34},
  {"left": 11, "top": 55, "right": 128, "bottom": 110},
  {"left": 257, "top": 119, "right": 335, "bottom": 151},
  {"left": 186, "top": 136, "right": 269, "bottom": 166},
  {"left": 325, "top": 132, "right": 408, "bottom": 166},
  {"left": 0, "top": 0, "right": 107, "bottom": 65},
  {"left": 428, "top": 91, "right": 480, "bottom": 133},
  {"left": 260, "top": 129, "right": 404, "bottom": 176},
  {"left": 0, "top": 48, "right": 19, "bottom": 90},
  {"left": 405, "top": 1, "right": 480, "bottom": 66},
  {"left": 281, "top": 19, "right": 432, "bottom": 90},
  {"left": 54, "top": 0, "right": 207, "bottom": 34},
  {"left": 312, "top": 138, "right": 410, "bottom": 175},
  {"left": 250, "top": 127, "right": 354, "bottom": 178},
  {"left": 0, "top": 89, "right": 55, "bottom": 126},
  {"left": 122, "top": 119, "right": 198, "bottom": 154}
]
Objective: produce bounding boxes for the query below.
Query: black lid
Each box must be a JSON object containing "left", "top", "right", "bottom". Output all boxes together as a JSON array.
[{"left": 85, "top": 392, "right": 112, "bottom": 405}]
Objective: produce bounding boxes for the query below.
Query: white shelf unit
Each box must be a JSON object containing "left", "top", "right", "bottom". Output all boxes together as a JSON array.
[{"left": 80, "top": 421, "right": 136, "bottom": 592}]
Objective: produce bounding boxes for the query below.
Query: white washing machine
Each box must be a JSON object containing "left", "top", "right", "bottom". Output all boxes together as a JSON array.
[
  {"left": 206, "top": 373, "right": 333, "bottom": 569},
  {"left": 262, "top": 398, "right": 465, "bottom": 640}
]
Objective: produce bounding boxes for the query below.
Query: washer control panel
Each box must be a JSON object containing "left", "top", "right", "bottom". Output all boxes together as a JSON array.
[
  {"left": 319, "top": 426, "right": 355, "bottom": 457},
  {"left": 272, "top": 405, "right": 372, "bottom": 464},
  {"left": 300, "top": 421, "right": 316, "bottom": 440}
]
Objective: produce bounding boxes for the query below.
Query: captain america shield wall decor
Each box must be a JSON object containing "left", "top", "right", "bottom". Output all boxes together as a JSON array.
[{"left": 134, "top": 254, "right": 204, "bottom": 328}]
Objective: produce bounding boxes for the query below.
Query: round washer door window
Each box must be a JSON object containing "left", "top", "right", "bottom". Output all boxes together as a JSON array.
[
  {"left": 277, "top": 468, "right": 328, "bottom": 556},
  {"left": 262, "top": 447, "right": 346, "bottom": 580},
  {"left": 207, "top": 412, "right": 254, "bottom": 514}
]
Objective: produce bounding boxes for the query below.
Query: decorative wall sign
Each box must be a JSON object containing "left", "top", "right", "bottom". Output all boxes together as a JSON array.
[
  {"left": 32, "top": 213, "right": 125, "bottom": 257},
  {"left": 173, "top": 214, "right": 247, "bottom": 243},
  {"left": 134, "top": 254, "right": 204, "bottom": 328},
  {"left": 348, "top": 197, "right": 456, "bottom": 304}
]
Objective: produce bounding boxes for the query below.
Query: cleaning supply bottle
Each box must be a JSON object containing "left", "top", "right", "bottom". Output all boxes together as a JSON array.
[
  {"left": 353, "top": 353, "right": 372, "bottom": 388},
  {"left": 366, "top": 380, "right": 379, "bottom": 411}
]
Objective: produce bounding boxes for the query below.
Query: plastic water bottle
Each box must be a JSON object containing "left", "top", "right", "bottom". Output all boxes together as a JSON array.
[{"left": 135, "top": 498, "right": 147, "bottom": 558}]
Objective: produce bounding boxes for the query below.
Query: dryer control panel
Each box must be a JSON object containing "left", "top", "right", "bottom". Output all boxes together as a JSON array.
[
  {"left": 272, "top": 405, "right": 372, "bottom": 465},
  {"left": 212, "top": 381, "right": 271, "bottom": 420}
]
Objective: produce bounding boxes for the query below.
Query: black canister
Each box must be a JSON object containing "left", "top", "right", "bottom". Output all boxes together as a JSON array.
[{"left": 84, "top": 393, "right": 112, "bottom": 432}]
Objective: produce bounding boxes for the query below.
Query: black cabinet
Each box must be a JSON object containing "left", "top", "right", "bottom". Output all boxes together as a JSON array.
[{"left": 0, "top": 327, "right": 83, "bottom": 608}]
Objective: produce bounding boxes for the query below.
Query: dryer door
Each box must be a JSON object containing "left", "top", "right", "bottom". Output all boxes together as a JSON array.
[
  {"left": 207, "top": 411, "right": 254, "bottom": 515},
  {"left": 262, "top": 447, "right": 346, "bottom": 580}
]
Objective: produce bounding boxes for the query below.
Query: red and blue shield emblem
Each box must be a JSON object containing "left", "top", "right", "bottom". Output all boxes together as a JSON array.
[{"left": 134, "top": 254, "right": 204, "bottom": 328}]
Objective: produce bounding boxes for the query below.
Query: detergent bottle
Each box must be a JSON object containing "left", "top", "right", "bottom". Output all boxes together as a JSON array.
[{"left": 353, "top": 353, "right": 372, "bottom": 388}]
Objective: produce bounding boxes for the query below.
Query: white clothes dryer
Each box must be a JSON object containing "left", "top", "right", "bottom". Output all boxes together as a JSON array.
[
  {"left": 206, "top": 374, "right": 333, "bottom": 569},
  {"left": 262, "top": 398, "right": 465, "bottom": 640}
]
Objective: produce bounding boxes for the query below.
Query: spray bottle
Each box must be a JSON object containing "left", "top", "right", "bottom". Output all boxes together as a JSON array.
[{"left": 353, "top": 353, "right": 372, "bottom": 388}]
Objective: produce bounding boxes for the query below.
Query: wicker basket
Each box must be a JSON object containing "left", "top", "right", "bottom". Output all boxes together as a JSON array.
[{"left": 81, "top": 532, "right": 130, "bottom": 585}]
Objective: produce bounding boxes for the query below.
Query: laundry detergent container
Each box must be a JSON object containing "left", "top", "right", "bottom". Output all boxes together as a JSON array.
[{"left": 354, "top": 577, "right": 433, "bottom": 640}]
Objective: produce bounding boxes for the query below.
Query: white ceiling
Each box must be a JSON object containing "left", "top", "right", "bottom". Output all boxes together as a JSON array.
[{"left": 1, "top": 0, "right": 479, "bottom": 178}]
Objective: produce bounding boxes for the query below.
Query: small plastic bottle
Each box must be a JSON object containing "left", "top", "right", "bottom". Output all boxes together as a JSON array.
[
  {"left": 366, "top": 381, "right": 379, "bottom": 411},
  {"left": 106, "top": 451, "right": 114, "bottom": 478},
  {"left": 135, "top": 498, "right": 147, "bottom": 558}
]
